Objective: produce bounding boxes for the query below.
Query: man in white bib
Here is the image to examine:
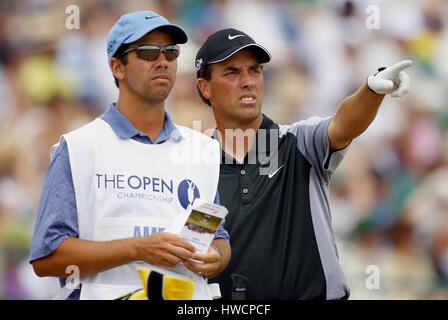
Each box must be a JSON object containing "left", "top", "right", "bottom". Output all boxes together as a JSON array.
[{"left": 29, "top": 11, "right": 231, "bottom": 300}]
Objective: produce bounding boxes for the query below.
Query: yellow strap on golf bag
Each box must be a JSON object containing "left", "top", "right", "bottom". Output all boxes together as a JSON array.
[{"left": 116, "top": 268, "right": 195, "bottom": 300}]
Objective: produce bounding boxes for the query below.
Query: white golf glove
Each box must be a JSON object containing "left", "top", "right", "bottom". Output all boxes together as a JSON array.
[{"left": 367, "top": 60, "right": 413, "bottom": 97}]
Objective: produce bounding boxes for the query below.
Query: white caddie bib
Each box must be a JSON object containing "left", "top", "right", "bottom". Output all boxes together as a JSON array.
[{"left": 61, "top": 118, "right": 220, "bottom": 300}]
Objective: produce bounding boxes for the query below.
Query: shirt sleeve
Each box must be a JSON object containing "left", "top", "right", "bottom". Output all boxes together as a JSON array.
[
  {"left": 212, "top": 191, "right": 230, "bottom": 242},
  {"left": 29, "top": 138, "right": 79, "bottom": 263},
  {"left": 278, "top": 116, "right": 349, "bottom": 182}
]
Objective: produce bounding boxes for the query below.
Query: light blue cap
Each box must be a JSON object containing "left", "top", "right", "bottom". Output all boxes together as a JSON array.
[{"left": 106, "top": 11, "right": 187, "bottom": 61}]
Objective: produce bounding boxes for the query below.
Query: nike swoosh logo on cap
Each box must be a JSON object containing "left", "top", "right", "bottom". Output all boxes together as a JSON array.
[
  {"left": 145, "top": 16, "right": 156, "bottom": 19},
  {"left": 268, "top": 165, "right": 285, "bottom": 179},
  {"left": 228, "top": 34, "right": 245, "bottom": 40}
]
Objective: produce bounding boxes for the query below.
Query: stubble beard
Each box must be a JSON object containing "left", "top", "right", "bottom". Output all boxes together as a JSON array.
[{"left": 140, "top": 82, "right": 173, "bottom": 105}]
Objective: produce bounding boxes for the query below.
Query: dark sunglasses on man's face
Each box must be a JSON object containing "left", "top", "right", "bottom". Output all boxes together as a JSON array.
[{"left": 119, "top": 44, "right": 180, "bottom": 62}]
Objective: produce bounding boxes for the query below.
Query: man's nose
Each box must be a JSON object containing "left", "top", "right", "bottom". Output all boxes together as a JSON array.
[
  {"left": 153, "top": 52, "right": 170, "bottom": 69},
  {"left": 240, "top": 70, "right": 255, "bottom": 88}
]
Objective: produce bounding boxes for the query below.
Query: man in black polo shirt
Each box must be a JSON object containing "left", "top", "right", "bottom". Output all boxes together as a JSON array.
[{"left": 195, "top": 28, "right": 412, "bottom": 300}]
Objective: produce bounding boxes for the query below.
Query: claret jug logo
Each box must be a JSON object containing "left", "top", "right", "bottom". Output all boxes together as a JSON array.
[{"left": 177, "top": 179, "right": 200, "bottom": 210}]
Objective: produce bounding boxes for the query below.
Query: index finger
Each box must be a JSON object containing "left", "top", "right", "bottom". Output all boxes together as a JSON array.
[
  {"left": 161, "top": 233, "right": 196, "bottom": 252},
  {"left": 388, "top": 60, "right": 413, "bottom": 74},
  {"left": 173, "top": 238, "right": 196, "bottom": 252},
  {"left": 191, "top": 250, "right": 219, "bottom": 263}
]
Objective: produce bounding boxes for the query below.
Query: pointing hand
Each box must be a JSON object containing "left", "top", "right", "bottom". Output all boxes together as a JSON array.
[{"left": 367, "top": 60, "right": 413, "bottom": 97}]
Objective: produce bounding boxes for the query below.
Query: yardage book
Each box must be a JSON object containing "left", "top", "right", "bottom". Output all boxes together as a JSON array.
[{"left": 179, "top": 200, "right": 228, "bottom": 255}]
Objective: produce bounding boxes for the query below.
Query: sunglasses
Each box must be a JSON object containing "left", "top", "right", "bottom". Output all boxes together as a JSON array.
[{"left": 119, "top": 44, "right": 180, "bottom": 61}]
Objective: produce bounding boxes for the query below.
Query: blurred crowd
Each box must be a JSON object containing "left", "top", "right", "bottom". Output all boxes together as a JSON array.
[{"left": 0, "top": 0, "right": 447, "bottom": 299}]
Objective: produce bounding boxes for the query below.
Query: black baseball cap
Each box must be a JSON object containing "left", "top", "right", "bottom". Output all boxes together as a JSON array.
[{"left": 195, "top": 28, "right": 271, "bottom": 78}]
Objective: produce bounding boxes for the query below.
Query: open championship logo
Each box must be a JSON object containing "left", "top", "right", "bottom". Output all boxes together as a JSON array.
[{"left": 177, "top": 179, "right": 200, "bottom": 210}]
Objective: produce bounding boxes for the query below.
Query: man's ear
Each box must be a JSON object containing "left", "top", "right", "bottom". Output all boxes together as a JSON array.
[
  {"left": 197, "top": 78, "right": 211, "bottom": 100},
  {"left": 110, "top": 58, "right": 125, "bottom": 82}
]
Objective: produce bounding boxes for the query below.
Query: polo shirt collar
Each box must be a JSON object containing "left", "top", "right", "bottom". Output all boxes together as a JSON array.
[
  {"left": 100, "top": 103, "right": 183, "bottom": 143},
  {"left": 256, "top": 114, "right": 279, "bottom": 153},
  {"left": 214, "top": 114, "right": 279, "bottom": 164}
]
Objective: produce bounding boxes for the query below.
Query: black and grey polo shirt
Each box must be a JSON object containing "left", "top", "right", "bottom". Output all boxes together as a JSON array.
[{"left": 211, "top": 114, "right": 350, "bottom": 300}]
